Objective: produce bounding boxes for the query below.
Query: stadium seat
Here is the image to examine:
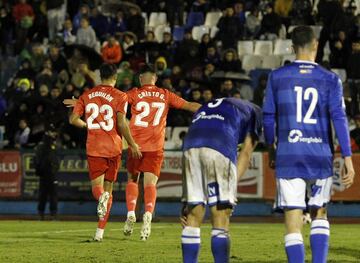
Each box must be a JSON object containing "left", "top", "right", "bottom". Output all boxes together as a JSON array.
[
  {"left": 237, "top": 40, "right": 254, "bottom": 57},
  {"left": 273, "top": 39, "right": 293, "bottom": 55},
  {"left": 332, "top": 68, "right": 347, "bottom": 83},
  {"left": 142, "top": 12, "right": 148, "bottom": 29},
  {"left": 185, "top": 12, "right": 204, "bottom": 29},
  {"left": 210, "top": 26, "right": 219, "bottom": 38},
  {"left": 281, "top": 54, "right": 296, "bottom": 65},
  {"left": 204, "top": 11, "right": 222, "bottom": 27},
  {"left": 148, "top": 12, "right": 167, "bottom": 28},
  {"left": 254, "top": 40, "right": 273, "bottom": 56},
  {"left": 154, "top": 25, "right": 171, "bottom": 42},
  {"left": 311, "top": 25, "right": 322, "bottom": 39},
  {"left": 242, "top": 54, "right": 263, "bottom": 72},
  {"left": 173, "top": 26, "right": 185, "bottom": 41},
  {"left": 287, "top": 25, "right": 298, "bottom": 34},
  {"left": 261, "top": 55, "right": 282, "bottom": 69},
  {"left": 192, "top": 25, "right": 210, "bottom": 41}
]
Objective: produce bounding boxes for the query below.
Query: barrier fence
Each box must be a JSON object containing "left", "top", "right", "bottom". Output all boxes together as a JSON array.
[{"left": 0, "top": 150, "right": 359, "bottom": 201}]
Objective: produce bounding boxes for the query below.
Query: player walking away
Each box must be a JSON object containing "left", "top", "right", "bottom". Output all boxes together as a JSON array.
[
  {"left": 124, "top": 64, "right": 201, "bottom": 241},
  {"left": 263, "top": 26, "right": 355, "bottom": 263},
  {"left": 181, "top": 98, "right": 262, "bottom": 263},
  {"left": 68, "top": 63, "right": 141, "bottom": 241}
]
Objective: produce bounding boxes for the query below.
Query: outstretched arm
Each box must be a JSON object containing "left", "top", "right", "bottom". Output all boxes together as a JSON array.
[
  {"left": 181, "top": 101, "right": 202, "bottom": 113},
  {"left": 69, "top": 113, "right": 87, "bottom": 129},
  {"left": 116, "top": 112, "right": 142, "bottom": 159}
]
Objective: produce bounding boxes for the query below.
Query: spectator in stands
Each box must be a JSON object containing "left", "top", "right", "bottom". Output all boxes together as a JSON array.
[
  {"left": 0, "top": 7, "right": 12, "bottom": 55},
  {"left": 55, "top": 70, "right": 70, "bottom": 91},
  {"left": 191, "top": 0, "right": 210, "bottom": 15},
  {"left": 76, "top": 17, "right": 97, "bottom": 50},
  {"left": 14, "top": 118, "right": 30, "bottom": 149},
  {"left": 110, "top": 10, "right": 127, "bottom": 35},
  {"left": 72, "top": 4, "right": 90, "bottom": 32},
  {"left": 170, "top": 65, "right": 184, "bottom": 86},
  {"left": 143, "top": 30, "right": 157, "bottom": 42},
  {"left": 350, "top": 115, "right": 360, "bottom": 149},
  {"left": 62, "top": 18, "right": 76, "bottom": 45},
  {"left": 202, "top": 88, "right": 213, "bottom": 103},
  {"left": 159, "top": 32, "right": 176, "bottom": 64},
  {"left": 49, "top": 45, "right": 68, "bottom": 74},
  {"left": 202, "top": 63, "right": 215, "bottom": 83},
  {"left": 330, "top": 30, "right": 352, "bottom": 68},
  {"left": 90, "top": 7, "right": 110, "bottom": 41},
  {"left": 245, "top": 6, "right": 261, "bottom": 39},
  {"left": 16, "top": 59, "right": 35, "bottom": 80},
  {"left": 219, "top": 79, "right": 235, "bottom": 97},
  {"left": 27, "top": 43, "right": 46, "bottom": 73},
  {"left": 190, "top": 88, "right": 203, "bottom": 103},
  {"left": 166, "top": 0, "right": 185, "bottom": 27},
  {"left": 253, "top": 73, "right": 268, "bottom": 107},
  {"left": 29, "top": 102, "right": 47, "bottom": 144},
  {"left": 38, "top": 84, "right": 50, "bottom": 99},
  {"left": 101, "top": 36, "right": 122, "bottom": 64},
  {"left": 234, "top": 1, "right": 246, "bottom": 26},
  {"left": 232, "top": 90, "right": 241, "bottom": 99},
  {"left": 122, "top": 32, "right": 136, "bottom": 57},
  {"left": 203, "top": 46, "right": 220, "bottom": 66},
  {"left": 78, "top": 62, "right": 96, "bottom": 88},
  {"left": 347, "top": 39, "right": 360, "bottom": 116},
  {"left": 218, "top": 49, "right": 242, "bottom": 72},
  {"left": 46, "top": 0, "right": 65, "bottom": 40},
  {"left": 126, "top": 7, "right": 145, "bottom": 40},
  {"left": 199, "top": 33, "right": 214, "bottom": 59},
  {"left": 258, "top": 3, "right": 282, "bottom": 40},
  {"left": 175, "top": 30, "right": 200, "bottom": 68},
  {"left": 35, "top": 59, "right": 56, "bottom": 89},
  {"left": 216, "top": 6, "right": 243, "bottom": 49},
  {"left": 12, "top": 0, "right": 35, "bottom": 54},
  {"left": 116, "top": 61, "right": 134, "bottom": 87},
  {"left": 274, "top": 0, "right": 292, "bottom": 29},
  {"left": 290, "top": 0, "right": 313, "bottom": 26},
  {"left": 155, "top": 56, "right": 171, "bottom": 78}
]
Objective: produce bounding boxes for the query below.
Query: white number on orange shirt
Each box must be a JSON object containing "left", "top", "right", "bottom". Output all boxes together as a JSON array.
[
  {"left": 134, "top": 101, "right": 165, "bottom": 127},
  {"left": 86, "top": 103, "right": 114, "bottom": 131}
]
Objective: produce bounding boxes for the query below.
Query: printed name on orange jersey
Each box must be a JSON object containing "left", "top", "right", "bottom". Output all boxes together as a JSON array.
[
  {"left": 138, "top": 91, "right": 165, "bottom": 100},
  {"left": 88, "top": 91, "right": 114, "bottom": 102}
]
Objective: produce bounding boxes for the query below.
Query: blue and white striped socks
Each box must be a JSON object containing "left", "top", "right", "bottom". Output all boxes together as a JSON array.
[
  {"left": 211, "top": 228, "right": 230, "bottom": 263},
  {"left": 285, "top": 233, "right": 305, "bottom": 263},
  {"left": 181, "top": 227, "right": 200, "bottom": 263},
  {"left": 310, "top": 219, "right": 330, "bottom": 263}
]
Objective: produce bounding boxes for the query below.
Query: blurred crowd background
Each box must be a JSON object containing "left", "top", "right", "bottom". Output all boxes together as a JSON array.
[{"left": 1, "top": 0, "right": 360, "bottom": 151}]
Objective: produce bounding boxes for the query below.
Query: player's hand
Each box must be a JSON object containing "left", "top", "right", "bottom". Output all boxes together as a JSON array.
[
  {"left": 63, "top": 96, "right": 78, "bottom": 108},
  {"left": 342, "top": 157, "right": 355, "bottom": 189},
  {"left": 129, "top": 143, "right": 142, "bottom": 159},
  {"left": 180, "top": 204, "right": 188, "bottom": 228},
  {"left": 268, "top": 144, "right": 276, "bottom": 169}
]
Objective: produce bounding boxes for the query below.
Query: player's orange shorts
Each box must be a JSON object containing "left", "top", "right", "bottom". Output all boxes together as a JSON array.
[
  {"left": 127, "top": 150, "right": 164, "bottom": 177},
  {"left": 87, "top": 155, "right": 121, "bottom": 182}
]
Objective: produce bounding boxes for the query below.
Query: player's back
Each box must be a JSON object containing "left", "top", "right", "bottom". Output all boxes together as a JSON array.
[
  {"left": 127, "top": 85, "right": 185, "bottom": 152},
  {"left": 183, "top": 98, "right": 261, "bottom": 164},
  {"left": 264, "top": 60, "right": 342, "bottom": 179},
  {"left": 77, "top": 85, "right": 128, "bottom": 157}
]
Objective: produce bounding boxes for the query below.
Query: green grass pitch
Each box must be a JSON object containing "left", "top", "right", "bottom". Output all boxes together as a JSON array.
[{"left": 0, "top": 220, "right": 359, "bottom": 262}]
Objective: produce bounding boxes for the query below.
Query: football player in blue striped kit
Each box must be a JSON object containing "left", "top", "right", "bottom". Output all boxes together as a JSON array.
[
  {"left": 263, "top": 26, "right": 355, "bottom": 263},
  {"left": 181, "top": 98, "right": 262, "bottom": 263}
]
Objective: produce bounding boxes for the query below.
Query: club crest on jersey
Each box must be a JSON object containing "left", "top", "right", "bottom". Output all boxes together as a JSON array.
[{"left": 288, "top": 129, "right": 323, "bottom": 144}]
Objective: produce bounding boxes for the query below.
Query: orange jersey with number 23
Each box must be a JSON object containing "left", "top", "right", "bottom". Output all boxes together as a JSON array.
[{"left": 127, "top": 85, "right": 186, "bottom": 152}]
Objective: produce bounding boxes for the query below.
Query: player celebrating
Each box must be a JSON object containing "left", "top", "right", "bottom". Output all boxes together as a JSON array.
[
  {"left": 69, "top": 63, "right": 141, "bottom": 241},
  {"left": 263, "top": 26, "right": 355, "bottom": 263},
  {"left": 124, "top": 65, "right": 201, "bottom": 240},
  {"left": 181, "top": 98, "right": 262, "bottom": 263}
]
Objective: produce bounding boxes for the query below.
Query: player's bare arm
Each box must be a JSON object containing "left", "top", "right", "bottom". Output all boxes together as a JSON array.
[
  {"left": 181, "top": 101, "right": 202, "bottom": 113},
  {"left": 342, "top": 156, "right": 355, "bottom": 188},
  {"left": 63, "top": 96, "right": 77, "bottom": 107},
  {"left": 69, "top": 112, "right": 87, "bottom": 129},
  {"left": 116, "top": 112, "right": 142, "bottom": 159},
  {"left": 237, "top": 135, "right": 257, "bottom": 180}
]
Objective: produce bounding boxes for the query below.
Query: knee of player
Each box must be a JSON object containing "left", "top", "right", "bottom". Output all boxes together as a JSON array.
[
  {"left": 310, "top": 207, "right": 327, "bottom": 220},
  {"left": 143, "top": 173, "right": 158, "bottom": 186}
]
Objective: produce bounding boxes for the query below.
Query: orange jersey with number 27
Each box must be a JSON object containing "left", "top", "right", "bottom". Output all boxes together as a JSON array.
[{"left": 127, "top": 85, "right": 186, "bottom": 152}]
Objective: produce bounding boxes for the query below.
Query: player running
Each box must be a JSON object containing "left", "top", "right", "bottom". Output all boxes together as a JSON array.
[
  {"left": 263, "top": 26, "right": 355, "bottom": 263},
  {"left": 181, "top": 98, "right": 262, "bottom": 263},
  {"left": 68, "top": 63, "right": 141, "bottom": 241},
  {"left": 124, "top": 65, "right": 201, "bottom": 240}
]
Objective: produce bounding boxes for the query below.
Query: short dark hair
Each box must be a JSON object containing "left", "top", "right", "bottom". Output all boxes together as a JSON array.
[
  {"left": 100, "top": 63, "right": 117, "bottom": 80},
  {"left": 139, "top": 64, "right": 156, "bottom": 74},
  {"left": 292, "top": 26, "right": 316, "bottom": 50}
]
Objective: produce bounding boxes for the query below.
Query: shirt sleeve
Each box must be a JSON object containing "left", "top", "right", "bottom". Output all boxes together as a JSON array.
[
  {"left": 168, "top": 90, "right": 186, "bottom": 109},
  {"left": 262, "top": 73, "right": 276, "bottom": 145},
  {"left": 73, "top": 95, "right": 85, "bottom": 117},
  {"left": 114, "top": 92, "right": 128, "bottom": 115},
  {"left": 329, "top": 77, "right": 352, "bottom": 157}
]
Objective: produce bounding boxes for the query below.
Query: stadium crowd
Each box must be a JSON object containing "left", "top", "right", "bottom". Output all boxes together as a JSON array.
[{"left": 1, "top": 0, "right": 360, "bottom": 150}]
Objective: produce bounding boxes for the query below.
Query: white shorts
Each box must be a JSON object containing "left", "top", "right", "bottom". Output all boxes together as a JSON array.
[
  {"left": 276, "top": 177, "right": 333, "bottom": 209},
  {"left": 182, "top": 147, "right": 237, "bottom": 207}
]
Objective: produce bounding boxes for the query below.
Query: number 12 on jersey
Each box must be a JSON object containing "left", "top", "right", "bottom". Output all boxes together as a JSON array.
[{"left": 294, "top": 86, "right": 318, "bottom": 124}]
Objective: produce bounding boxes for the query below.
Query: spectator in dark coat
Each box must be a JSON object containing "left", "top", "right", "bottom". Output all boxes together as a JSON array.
[
  {"left": 199, "top": 33, "right": 214, "bottom": 59},
  {"left": 90, "top": 7, "right": 111, "bottom": 40},
  {"left": 218, "top": 49, "right": 242, "bottom": 72},
  {"left": 110, "top": 10, "right": 127, "bottom": 35},
  {"left": 0, "top": 7, "right": 12, "bottom": 55},
  {"left": 347, "top": 40, "right": 360, "bottom": 116},
  {"left": 159, "top": 32, "right": 176, "bottom": 65},
  {"left": 203, "top": 46, "right": 221, "bottom": 66},
  {"left": 175, "top": 30, "right": 200, "bottom": 67},
  {"left": 329, "top": 30, "right": 352, "bottom": 68},
  {"left": 126, "top": 7, "right": 145, "bottom": 40},
  {"left": 258, "top": 3, "right": 282, "bottom": 39},
  {"left": 49, "top": 45, "right": 68, "bottom": 73},
  {"left": 216, "top": 6, "right": 243, "bottom": 49}
]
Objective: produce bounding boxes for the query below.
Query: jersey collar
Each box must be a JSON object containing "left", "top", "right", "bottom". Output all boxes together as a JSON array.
[{"left": 294, "top": 60, "right": 318, "bottom": 65}]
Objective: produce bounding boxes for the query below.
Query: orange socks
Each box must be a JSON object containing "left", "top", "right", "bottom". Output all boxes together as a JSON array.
[
  {"left": 92, "top": 185, "right": 104, "bottom": 200},
  {"left": 144, "top": 185, "right": 157, "bottom": 213},
  {"left": 98, "top": 195, "right": 113, "bottom": 229},
  {"left": 126, "top": 182, "right": 139, "bottom": 212}
]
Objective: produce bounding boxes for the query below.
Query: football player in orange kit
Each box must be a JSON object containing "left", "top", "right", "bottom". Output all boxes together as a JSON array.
[
  {"left": 68, "top": 63, "right": 141, "bottom": 241},
  {"left": 124, "top": 65, "right": 201, "bottom": 240}
]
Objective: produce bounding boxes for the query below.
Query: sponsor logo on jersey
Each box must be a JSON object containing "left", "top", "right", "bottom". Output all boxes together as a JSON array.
[
  {"left": 192, "top": 111, "right": 225, "bottom": 123},
  {"left": 288, "top": 129, "right": 323, "bottom": 144}
]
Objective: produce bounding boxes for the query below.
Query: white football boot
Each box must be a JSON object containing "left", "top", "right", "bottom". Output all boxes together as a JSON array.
[
  {"left": 124, "top": 211, "right": 136, "bottom": 236},
  {"left": 140, "top": 211, "right": 152, "bottom": 241},
  {"left": 93, "top": 228, "right": 104, "bottom": 242},
  {"left": 97, "top": 191, "right": 110, "bottom": 219}
]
